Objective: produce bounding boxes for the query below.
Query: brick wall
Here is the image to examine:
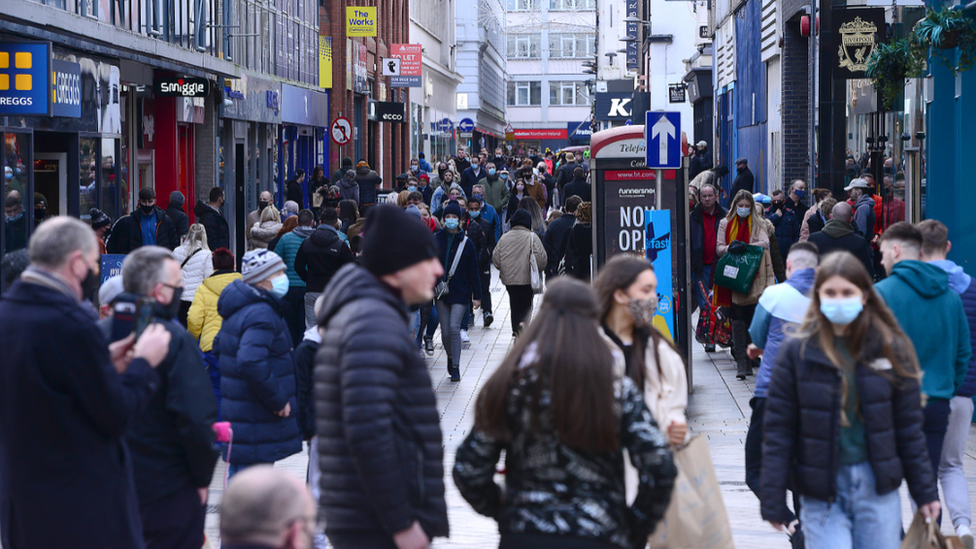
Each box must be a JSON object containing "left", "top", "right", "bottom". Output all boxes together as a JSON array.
[
  {"left": 193, "top": 97, "right": 217, "bottom": 210},
  {"left": 780, "top": 23, "right": 810, "bottom": 189}
]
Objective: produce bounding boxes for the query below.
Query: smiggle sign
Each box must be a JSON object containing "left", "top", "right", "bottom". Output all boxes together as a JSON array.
[{"left": 154, "top": 76, "right": 211, "bottom": 97}]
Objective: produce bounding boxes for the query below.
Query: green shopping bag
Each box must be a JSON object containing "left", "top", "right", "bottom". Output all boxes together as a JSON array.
[{"left": 714, "top": 245, "right": 764, "bottom": 294}]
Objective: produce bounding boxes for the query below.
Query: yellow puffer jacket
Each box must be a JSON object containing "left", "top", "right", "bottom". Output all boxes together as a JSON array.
[{"left": 187, "top": 271, "right": 242, "bottom": 352}]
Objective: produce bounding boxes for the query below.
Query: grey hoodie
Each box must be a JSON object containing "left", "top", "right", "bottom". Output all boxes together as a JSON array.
[
  {"left": 338, "top": 175, "right": 360, "bottom": 205},
  {"left": 852, "top": 194, "right": 876, "bottom": 238}
]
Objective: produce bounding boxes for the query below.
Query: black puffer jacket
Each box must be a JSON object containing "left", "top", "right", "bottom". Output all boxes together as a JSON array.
[
  {"left": 314, "top": 264, "right": 449, "bottom": 539},
  {"left": 760, "top": 335, "right": 937, "bottom": 523},
  {"left": 294, "top": 226, "right": 355, "bottom": 293},
  {"left": 354, "top": 166, "right": 382, "bottom": 205}
]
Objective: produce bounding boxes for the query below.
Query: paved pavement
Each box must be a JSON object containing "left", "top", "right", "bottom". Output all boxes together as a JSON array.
[{"left": 204, "top": 272, "right": 976, "bottom": 548}]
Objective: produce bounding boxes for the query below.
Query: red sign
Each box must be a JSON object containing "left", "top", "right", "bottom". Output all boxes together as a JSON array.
[
  {"left": 391, "top": 44, "right": 422, "bottom": 75},
  {"left": 605, "top": 170, "right": 657, "bottom": 181},
  {"left": 512, "top": 128, "right": 568, "bottom": 139}
]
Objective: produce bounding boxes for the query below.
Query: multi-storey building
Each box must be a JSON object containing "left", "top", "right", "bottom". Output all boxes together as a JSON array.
[{"left": 455, "top": 0, "right": 507, "bottom": 154}]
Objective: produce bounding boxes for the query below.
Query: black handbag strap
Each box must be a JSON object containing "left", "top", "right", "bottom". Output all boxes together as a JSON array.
[{"left": 180, "top": 247, "right": 202, "bottom": 268}]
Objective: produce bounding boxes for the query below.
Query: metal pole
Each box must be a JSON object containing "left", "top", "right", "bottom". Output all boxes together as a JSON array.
[{"left": 809, "top": 0, "right": 817, "bottom": 189}]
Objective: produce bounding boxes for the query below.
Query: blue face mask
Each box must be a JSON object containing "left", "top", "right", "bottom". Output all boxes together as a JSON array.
[
  {"left": 488, "top": 169, "right": 496, "bottom": 176},
  {"left": 820, "top": 297, "right": 863, "bottom": 325},
  {"left": 269, "top": 275, "right": 290, "bottom": 299},
  {"left": 794, "top": 189, "right": 806, "bottom": 199},
  {"left": 736, "top": 207, "right": 751, "bottom": 218},
  {"left": 501, "top": 173, "right": 509, "bottom": 180},
  {"left": 407, "top": 186, "right": 418, "bottom": 193},
  {"left": 445, "top": 218, "right": 460, "bottom": 230},
  {"left": 469, "top": 210, "right": 481, "bottom": 218},
  {"left": 472, "top": 193, "right": 484, "bottom": 202}
]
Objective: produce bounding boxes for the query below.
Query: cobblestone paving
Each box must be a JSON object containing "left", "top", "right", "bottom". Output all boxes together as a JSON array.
[{"left": 204, "top": 273, "right": 976, "bottom": 548}]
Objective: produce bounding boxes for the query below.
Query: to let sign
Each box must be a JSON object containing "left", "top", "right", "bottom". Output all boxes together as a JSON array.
[{"left": 391, "top": 44, "right": 422, "bottom": 87}]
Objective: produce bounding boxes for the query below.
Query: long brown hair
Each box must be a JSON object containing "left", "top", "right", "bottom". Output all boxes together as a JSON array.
[
  {"left": 474, "top": 278, "right": 619, "bottom": 452},
  {"left": 593, "top": 255, "right": 681, "bottom": 392},
  {"left": 796, "top": 251, "right": 919, "bottom": 416},
  {"left": 275, "top": 216, "right": 298, "bottom": 237}
]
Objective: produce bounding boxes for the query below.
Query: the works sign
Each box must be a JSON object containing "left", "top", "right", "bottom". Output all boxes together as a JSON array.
[
  {"left": 155, "top": 76, "right": 210, "bottom": 97},
  {"left": 594, "top": 92, "right": 633, "bottom": 121},
  {"left": 0, "top": 41, "right": 53, "bottom": 116}
]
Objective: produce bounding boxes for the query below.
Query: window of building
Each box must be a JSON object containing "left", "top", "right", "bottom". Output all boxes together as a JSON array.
[
  {"left": 548, "top": 34, "right": 597, "bottom": 58},
  {"left": 549, "top": 0, "right": 595, "bottom": 10},
  {"left": 507, "top": 0, "right": 540, "bottom": 11},
  {"left": 506, "top": 34, "right": 542, "bottom": 58},
  {"left": 507, "top": 81, "right": 542, "bottom": 106},
  {"left": 549, "top": 81, "right": 590, "bottom": 106}
]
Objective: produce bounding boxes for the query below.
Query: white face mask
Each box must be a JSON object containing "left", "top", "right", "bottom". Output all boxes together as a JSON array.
[{"left": 736, "top": 207, "right": 751, "bottom": 218}]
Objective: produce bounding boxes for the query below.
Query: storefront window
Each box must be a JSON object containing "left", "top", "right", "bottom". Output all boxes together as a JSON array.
[
  {"left": 80, "top": 138, "right": 98, "bottom": 217},
  {"left": 101, "top": 138, "right": 118, "bottom": 220},
  {"left": 3, "top": 132, "right": 31, "bottom": 255}
]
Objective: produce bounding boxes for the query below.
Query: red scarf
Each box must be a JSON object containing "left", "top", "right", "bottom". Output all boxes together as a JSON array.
[{"left": 713, "top": 215, "right": 751, "bottom": 308}]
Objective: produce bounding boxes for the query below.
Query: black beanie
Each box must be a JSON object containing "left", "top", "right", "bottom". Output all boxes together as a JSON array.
[
  {"left": 444, "top": 201, "right": 462, "bottom": 219},
  {"left": 89, "top": 208, "right": 112, "bottom": 230},
  {"left": 362, "top": 204, "right": 439, "bottom": 277},
  {"left": 511, "top": 209, "right": 532, "bottom": 229}
]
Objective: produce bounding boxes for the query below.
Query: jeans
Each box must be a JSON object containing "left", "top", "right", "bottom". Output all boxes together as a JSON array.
[
  {"left": 282, "top": 286, "right": 307, "bottom": 346},
  {"left": 799, "top": 462, "right": 902, "bottom": 549},
  {"left": 436, "top": 301, "right": 466, "bottom": 366},
  {"left": 480, "top": 268, "right": 493, "bottom": 315},
  {"left": 730, "top": 303, "right": 757, "bottom": 370},
  {"left": 201, "top": 351, "right": 221, "bottom": 421},
  {"left": 693, "top": 264, "right": 714, "bottom": 312},
  {"left": 139, "top": 483, "right": 206, "bottom": 549},
  {"left": 940, "top": 395, "right": 974, "bottom": 529},
  {"left": 507, "top": 284, "right": 534, "bottom": 334},
  {"left": 460, "top": 304, "right": 472, "bottom": 331},
  {"left": 745, "top": 397, "right": 798, "bottom": 523},
  {"left": 304, "top": 291, "right": 322, "bottom": 328},
  {"left": 923, "top": 398, "right": 951, "bottom": 479},
  {"left": 416, "top": 301, "right": 439, "bottom": 347}
]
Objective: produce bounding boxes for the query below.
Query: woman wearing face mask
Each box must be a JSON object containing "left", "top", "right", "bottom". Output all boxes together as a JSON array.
[
  {"left": 435, "top": 201, "right": 482, "bottom": 381},
  {"left": 507, "top": 179, "right": 528, "bottom": 225},
  {"left": 215, "top": 249, "right": 302, "bottom": 477},
  {"left": 761, "top": 251, "right": 940, "bottom": 548},
  {"left": 595, "top": 256, "right": 688, "bottom": 447},
  {"left": 172, "top": 224, "right": 214, "bottom": 327},
  {"left": 714, "top": 190, "right": 775, "bottom": 379}
]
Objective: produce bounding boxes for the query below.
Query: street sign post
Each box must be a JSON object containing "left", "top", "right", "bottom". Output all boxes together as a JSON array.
[
  {"left": 330, "top": 117, "right": 351, "bottom": 145},
  {"left": 458, "top": 117, "right": 474, "bottom": 138},
  {"left": 436, "top": 118, "right": 453, "bottom": 133},
  {"left": 644, "top": 111, "right": 681, "bottom": 169}
]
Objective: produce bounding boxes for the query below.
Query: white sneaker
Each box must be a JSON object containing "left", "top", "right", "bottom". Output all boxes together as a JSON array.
[
  {"left": 460, "top": 329, "right": 470, "bottom": 343},
  {"left": 957, "top": 525, "right": 974, "bottom": 549}
]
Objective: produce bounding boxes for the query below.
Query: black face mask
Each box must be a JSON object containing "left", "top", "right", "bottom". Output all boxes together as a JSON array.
[
  {"left": 35, "top": 209, "right": 47, "bottom": 220},
  {"left": 155, "top": 286, "right": 183, "bottom": 319},
  {"left": 140, "top": 204, "right": 154, "bottom": 215},
  {"left": 81, "top": 265, "right": 100, "bottom": 298},
  {"left": 259, "top": 201, "right": 269, "bottom": 211}
]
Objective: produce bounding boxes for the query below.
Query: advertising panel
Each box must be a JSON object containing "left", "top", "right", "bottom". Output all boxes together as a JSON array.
[
  {"left": 0, "top": 41, "right": 52, "bottom": 116},
  {"left": 346, "top": 7, "right": 377, "bottom": 37}
]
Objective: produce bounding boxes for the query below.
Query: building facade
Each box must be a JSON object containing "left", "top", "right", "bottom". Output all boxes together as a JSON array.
[{"left": 455, "top": 0, "right": 507, "bottom": 154}]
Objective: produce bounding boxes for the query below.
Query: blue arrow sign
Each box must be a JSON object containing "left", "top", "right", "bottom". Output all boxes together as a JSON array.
[
  {"left": 458, "top": 118, "right": 475, "bottom": 133},
  {"left": 644, "top": 111, "right": 681, "bottom": 169},
  {"left": 437, "top": 118, "right": 454, "bottom": 133}
]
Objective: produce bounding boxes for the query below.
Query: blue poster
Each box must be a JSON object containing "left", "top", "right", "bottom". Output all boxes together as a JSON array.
[
  {"left": 645, "top": 209, "right": 674, "bottom": 341},
  {"left": 101, "top": 254, "right": 125, "bottom": 285}
]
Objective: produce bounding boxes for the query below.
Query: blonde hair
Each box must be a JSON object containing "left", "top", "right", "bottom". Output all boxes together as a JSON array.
[
  {"left": 181, "top": 224, "right": 210, "bottom": 254},
  {"left": 260, "top": 204, "right": 281, "bottom": 224}
]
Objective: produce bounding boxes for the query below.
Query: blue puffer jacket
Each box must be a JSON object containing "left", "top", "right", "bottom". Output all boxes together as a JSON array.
[
  {"left": 748, "top": 268, "right": 815, "bottom": 398},
  {"left": 930, "top": 260, "right": 976, "bottom": 398},
  {"left": 214, "top": 280, "right": 302, "bottom": 465}
]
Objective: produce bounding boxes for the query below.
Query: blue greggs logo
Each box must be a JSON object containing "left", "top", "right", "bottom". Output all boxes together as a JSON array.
[{"left": 0, "top": 42, "right": 52, "bottom": 116}]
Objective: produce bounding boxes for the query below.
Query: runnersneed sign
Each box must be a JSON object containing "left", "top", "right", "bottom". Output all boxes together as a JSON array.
[
  {"left": 155, "top": 77, "right": 210, "bottom": 97},
  {"left": 346, "top": 7, "right": 377, "bottom": 37}
]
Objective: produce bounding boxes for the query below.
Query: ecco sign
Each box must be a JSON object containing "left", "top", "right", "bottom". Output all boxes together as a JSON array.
[
  {"left": 155, "top": 77, "right": 210, "bottom": 97},
  {"left": 367, "top": 100, "right": 406, "bottom": 124}
]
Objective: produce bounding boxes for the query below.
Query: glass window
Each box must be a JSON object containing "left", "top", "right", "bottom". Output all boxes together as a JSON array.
[
  {"left": 549, "top": 34, "right": 596, "bottom": 58},
  {"left": 100, "top": 138, "right": 118, "bottom": 221},
  {"left": 80, "top": 137, "right": 98, "bottom": 221},
  {"left": 506, "top": 35, "right": 541, "bottom": 58},
  {"left": 3, "top": 132, "right": 31, "bottom": 255},
  {"left": 549, "top": 81, "right": 590, "bottom": 106},
  {"left": 549, "top": 0, "right": 595, "bottom": 10},
  {"left": 507, "top": 81, "right": 542, "bottom": 106},
  {"left": 507, "top": 0, "right": 539, "bottom": 11}
]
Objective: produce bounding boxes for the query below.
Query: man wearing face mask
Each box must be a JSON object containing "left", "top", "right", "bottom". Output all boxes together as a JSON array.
[
  {"left": 4, "top": 194, "right": 28, "bottom": 253},
  {"left": 786, "top": 180, "right": 808, "bottom": 221},
  {"left": 195, "top": 187, "right": 230, "bottom": 250},
  {"left": 0, "top": 217, "right": 172, "bottom": 549},
  {"left": 108, "top": 187, "right": 180, "bottom": 254},
  {"left": 246, "top": 191, "right": 274, "bottom": 251},
  {"left": 215, "top": 249, "right": 303, "bottom": 477},
  {"left": 731, "top": 158, "right": 755, "bottom": 199},
  {"left": 295, "top": 208, "right": 355, "bottom": 328},
  {"left": 112, "top": 247, "right": 218, "bottom": 549},
  {"left": 478, "top": 164, "right": 509, "bottom": 225},
  {"left": 459, "top": 155, "right": 483, "bottom": 198}
]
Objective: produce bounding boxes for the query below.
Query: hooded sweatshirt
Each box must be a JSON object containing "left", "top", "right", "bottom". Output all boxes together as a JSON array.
[
  {"left": 355, "top": 166, "right": 382, "bottom": 205},
  {"left": 748, "top": 268, "right": 815, "bottom": 398},
  {"left": 808, "top": 220, "right": 874, "bottom": 277},
  {"left": 851, "top": 194, "right": 876, "bottom": 238},
  {"left": 875, "top": 260, "right": 972, "bottom": 400},
  {"left": 929, "top": 259, "right": 976, "bottom": 397}
]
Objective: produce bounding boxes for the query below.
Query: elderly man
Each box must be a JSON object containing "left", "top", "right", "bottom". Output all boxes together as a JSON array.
[
  {"left": 220, "top": 465, "right": 316, "bottom": 549},
  {"left": 117, "top": 247, "right": 219, "bottom": 549},
  {"left": 0, "top": 217, "right": 171, "bottom": 549},
  {"left": 247, "top": 191, "right": 274, "bottom": 251}
]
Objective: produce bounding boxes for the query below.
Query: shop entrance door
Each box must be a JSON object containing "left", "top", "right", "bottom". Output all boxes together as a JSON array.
[
  {"left": 34, "top": 154, "right": 67, "bottom": 218},
  {"left": 177, "top": 124, "right": 194, "bottom": 222}
]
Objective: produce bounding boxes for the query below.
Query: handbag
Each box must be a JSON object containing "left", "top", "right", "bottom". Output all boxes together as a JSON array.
[
  {"left": 714, "top": 244, "right": 764, "bottom": 294},
  {"left": 900, "top": 510, "right": 961, "bottom": 549},
  {"left": 434, "top": 234, "right": 468, "bottom": 301},
  {"left": 695, "top": 281, "right": 732, "bottom": 348},
  {"left": 529, "top": 242, "right": 543, "bottom": 294},
  {"left": 647, "top": 436, "right": 735, "bottom": 549}
]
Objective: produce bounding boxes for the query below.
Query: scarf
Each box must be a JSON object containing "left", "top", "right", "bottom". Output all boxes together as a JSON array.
[{"left": 713, "top": 215, "right": 751, "bottom": 308}]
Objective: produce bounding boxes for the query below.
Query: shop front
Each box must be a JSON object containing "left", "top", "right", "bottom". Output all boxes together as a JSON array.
[
  {"left": 279, "top": 84, "right": 329, "bottom": 210},
  {"left": 218, "top": 73, "right": 282, "bottom": 257},
  {"left": 508, "top": 127, "right": 570, "bottom": 155}
]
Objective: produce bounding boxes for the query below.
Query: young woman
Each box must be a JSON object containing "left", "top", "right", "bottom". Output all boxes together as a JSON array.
[
  {"left": 595, "top": 256, "right": 688, "bottom": 446},
  {"left": 172, "top": 223, "right": 213, "bottom": 326},
  {"left": 760, "top": 251, "right": 940, "bottom": 548},
  {"left": 714, "top": 189, "right": 775, "bottom": 379},
  {"left": 453, "top": 278, "right": 676, "bottom": 549},
  {"left": 492, "top": 210, "right": 548, "bottom": 337},
  {"left": 507, "top": 178, "right": 528, "bottom": 222},
  {"left": 435, "top": 201, "right": 482, "bottom": 381},
  {"left": 517, "top": 196, "right": 547, "bottom": 241},
  {"left": 337, "top": 199, "right": 359, "bottom": 235}
]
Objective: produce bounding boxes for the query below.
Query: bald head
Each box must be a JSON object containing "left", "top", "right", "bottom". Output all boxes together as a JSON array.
[
  {"left": 831, "top": 202, "right": 853, "bottom": 224},
  {"left": 220, "top": 466, "right": 314, "bottom": 548}
]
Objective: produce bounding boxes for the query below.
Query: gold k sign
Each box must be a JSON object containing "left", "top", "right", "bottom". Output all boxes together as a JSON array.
[{"left": 837, "top": 17, "right": 878, "bottom": 73}]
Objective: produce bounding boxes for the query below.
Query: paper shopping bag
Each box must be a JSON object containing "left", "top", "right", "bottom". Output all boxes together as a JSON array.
[
  {"left": 647, "top": 436, "right": 735, "bottom": 549},
  {"left": 900, "top": 511, "right": 961, "bottom": 549}
]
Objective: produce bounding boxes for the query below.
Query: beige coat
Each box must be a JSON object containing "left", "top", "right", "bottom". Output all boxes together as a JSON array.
[
  {"left": 491, "top": 226, "right": 548, "bottom": 286},
  {"left": 249, "top": 221, "right": 282, "bottom": 250},
  {"left": 603, "top": 332, "right": 688, "bottom": 434},
  {"left": 715, "top": 216, "right": 775, "bottom": 305}
]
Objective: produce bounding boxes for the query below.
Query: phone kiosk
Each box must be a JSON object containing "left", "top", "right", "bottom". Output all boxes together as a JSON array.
[{"left": 589, "top": 124, "right": 693, "bottom": 381}]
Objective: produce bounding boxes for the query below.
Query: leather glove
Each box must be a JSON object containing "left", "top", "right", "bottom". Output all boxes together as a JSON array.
[{"left": 728, "top": 240, "right": 747, "bottom": 255}]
